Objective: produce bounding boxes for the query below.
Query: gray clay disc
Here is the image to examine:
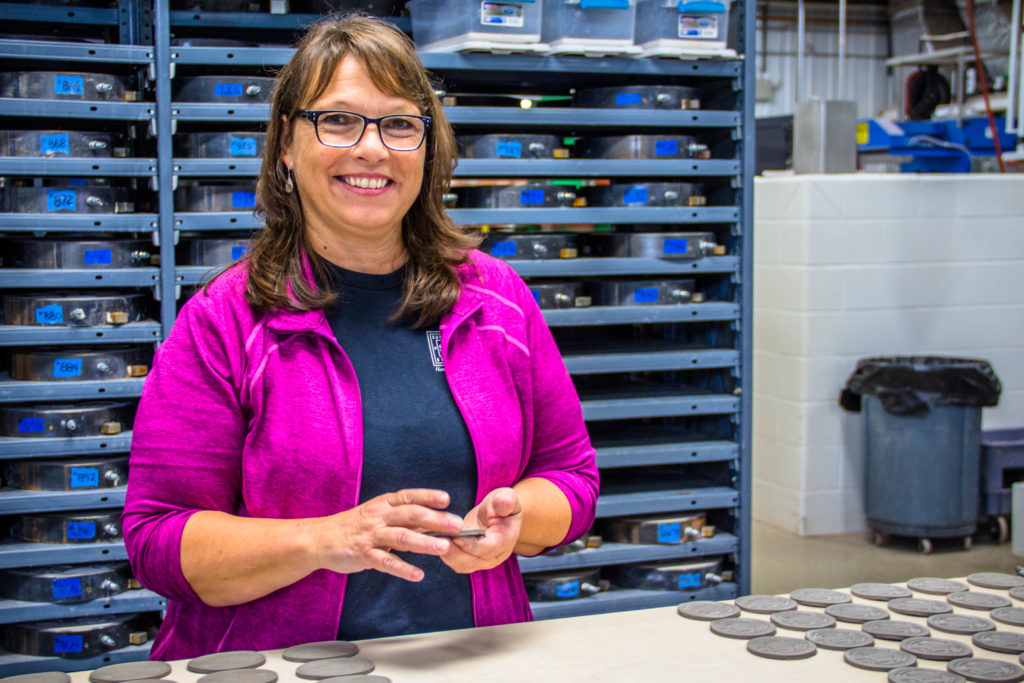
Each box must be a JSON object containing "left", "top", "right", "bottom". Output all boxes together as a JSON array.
[
  {"left": 968, "top": 573, "right": 1024, "bottom": 590},
  {"left": 900, "top": 637, "right": 974, "bottom": 662},
  {"left": 973, "top": 631, "right": 1024, "bottom": 655},
  {"left": 709, "top": 617, "right": 777, "bottom": 640},
  {"left": 844, "top": 646, "right": 918, "bottom": 672},
  {"left": 928, "top": 613, "right": 997, "bottom": 635},
  {"left": 806, "top": 628, "right": 874, "bottom": 651},
  {"left": 908, "top": 578, "right": 971, "bottom": 595},
  {"left": 90, "top": 662, "right": 173, "bottom": 683},
  {"left": 790, "top": 587, "right": 852, "bottom": 607},
  {"left": 827, "top": 602, "right": 892, "bottom": 624},
  {"left": 948, "top": 591, "right": 1013, "bottom": 611},
  {"left": 991, "top": 607, "right": 1024, "bottom": 627},
  {"left": 863, "top": 619, "right": 932, "bottom": 641},
  {"left": 282, "top": 641, "right": 359, "bottom": 662},
  {"left": 888, "top": 668, "right": 966, "bottom": 683},
  {"left": 197, "top": 671, "right": 278, "bottom": 683},
  {"left": 1, "top": 675, "right": 72, "bottom": 683},
  {"left": 188, "top": 653, "right": 266, "bottom": 674},
  {"left": 734, "top": 595, "right": 798, "bottom": 614},
  {"left": 1010, "top": 586, "right": 1024, "bottom": 602},
  {"left": 318, "top": 677, "right": 390, "bottom": 683},
  {"left": 853, "top": 583, "right": 914, "bottom": 601},
  {"left": 947, "top": 657, "right": 1024, "bottom": 683},
  {"left": 677, "top": 601, "right": 741, "bottom": 621},
  {"left": 295, "top": 658, "right": 375, "bottom": 680},
  {"left": 770, "top": 610, "right": 836, "bottom": 631},
  {"left": 890, "top": 597, "right": 954, "bottom": 617},
  {"left": 746, "top": 636, "right": 817, "bottom": 660}
]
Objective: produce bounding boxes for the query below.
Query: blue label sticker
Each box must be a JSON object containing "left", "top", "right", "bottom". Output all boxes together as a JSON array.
[
  {"left": 69, "top": 468, "right": 100, "bottom": 488},
  {"left": 231, "top": 191, "right": 256, "bottom": 209},
  {"left": 53, "top": 635, "right": 83, "bottom": 654},
  {"left": 531, "top": 289, "right": 540, "bottom": 303},
  {"left": 231, "top": 245, "right": 249, "bottom": 260},
  {"left": 229, "top": 136, "right": 258, "bottom": 156},
  {"left": 615, "top": 92, "right": 643, "bottom": 106},
  {"left": 663, "top": 238, "right": 689, "bottom": 255},
  {"left": 490, "top": 240, "right": 517, "bottom": 257},
  {"left": 623, "top": 187, "right": 649, "bottom": 204},
  {"left": 53, "top": 358, "right": 83, "bottom": 378},
  {"left": 47, "top": 189, "right": 76, "bottom": 212},
  {"left": 655, "top": 140, "right": 679, "bottom": 155},
  {"left": 18, "top": 417, "right": 45, "bottom": 433},
  {"left": 496, "top": 140, "right": 522, "bottom": 158},
  {"left": 83, "top": 248, "right": 112, "bottom": 265},
  {"left": 35, "top": 304, "right": 64, "bottom": 325},
  {"left": 67, "top": 178, "right": 86, "bottom": 186},
  {"left": 214, "top": 83, "right": 243, "bottom": 97},
  {"left": 67, "top": 522, "right": 96, "bottom": 540},
  {"left": 634, "top": 287, "right": 659, "bottom": 303},
  {"left": 51, "top": 577, "right": 83, "bottom": 600},
  {"left": 678, "top": 571, "right": 703, "bottom": 588},
  {"left": 520, "top": 189, "right": 545, "bottom": 205},
  {"left": 657, "top": 522, "right": 682, "bottom": 543},
  {"left": 556, "top": 581, "right": 580, "bottom": 598},
  {"left": 54, "top": 75, "right": 84, "bottom": 96},
  {"left": 40, "top": 133, "right": 70, "bottom": 155}
]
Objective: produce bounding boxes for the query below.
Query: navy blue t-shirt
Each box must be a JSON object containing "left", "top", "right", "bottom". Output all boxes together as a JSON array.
[{"left": 318, "top": 262, "right": 477, "bottom": 640}]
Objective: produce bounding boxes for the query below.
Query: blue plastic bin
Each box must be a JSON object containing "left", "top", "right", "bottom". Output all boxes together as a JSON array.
[
  {"left": 541, "top": 0, "right": 637, "bottom": 44},
  {"left": 408, "top": 0, "right": 544, "bottom": 48},
  {"left": 980, "top": 428, "right": 1024, "bottom": 517}
]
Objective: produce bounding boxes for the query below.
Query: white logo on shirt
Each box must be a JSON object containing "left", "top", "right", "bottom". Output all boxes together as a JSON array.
[{"left": 427, "top": 331, "right": 444, "bottom": 372}]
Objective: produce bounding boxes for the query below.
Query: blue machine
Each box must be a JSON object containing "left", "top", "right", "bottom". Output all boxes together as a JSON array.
[{"left": 856, "top": 117, "right": 1017, "bottom": 172}]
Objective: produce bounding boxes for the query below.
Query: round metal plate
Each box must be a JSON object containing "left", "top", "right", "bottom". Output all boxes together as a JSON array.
[
  {"left": 991, "top": 607, "right": 1024, "bottom": 627},
  {"left": 677, "top": 601, "right": 740, "bottom": 621},
  {"left": 734, "top": 595, "right": 798, "bottom": 614},
  {"left": 197, "top": 671, "right": 278, "bottom": 683},
  {"left": 844, "top": 646, "right": 918, "bottom": 672},
  {"left": 889, "top": 598, "right": 954, "bottom": 617},
  {"left": 899, "top": 637, "right": 974, "bottom": 661},
  {"left": 90, "top": 662, "right": 172, "bottom": 683},
  {"left": 928, "top": 613, "right": 997, "bottom": 635},
  {"left": 746, "top": 636, "right": 817, "bottom": 660},
  {"left": 187, "top": 652, "right": 266, "bottom": 674},
  {"left": 294, "top": 658, "right": 375, "bottom": 680},
  {"left": 709, "top": 618, "right": 776, "bottom": 640},
  {"left": 0, "top": 674, "right": 72, "bottom": 683},
  {"left": 908, "top": 578, "right": 970, "bottom": 595},
  {"left": 863, "top": 619, "right": 932, "bottom": 641},
  {"left": 973, "top": 631, "right": 1024, "bottom": 655},
  {"left": 790, "top": 588, "right": 852, "bottom": 607},
  {"left": 282, "top": 641, "right": 359, "bottom": 662},
  {"left": 888, "top": 668, "right": 966, "bottom": 683},
  {"left": 806, "top": 628, "right": 874, "bottom": 651},
  {"left": 826, "top": 603, "right": 891, "bottom": 624},
  {"left": 852, "top": 583, "right": 913, "bottom": 601},
  {"left": 948, "top": 592, "right": 1013, "bottom": 611},
  {"left": 770, "top": 610, "right": 836, "bottom": 631},
  {"left": 968, "top": 573, "right": 1024, "bottom": 590},
  {"left": 947, "top": 657, "right": 1024, "bottom": 683}
]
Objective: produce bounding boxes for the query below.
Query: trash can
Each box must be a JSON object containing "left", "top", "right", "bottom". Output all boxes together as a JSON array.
[{"left": 840, "top": 356, "right": 1001, "bottom": 552}]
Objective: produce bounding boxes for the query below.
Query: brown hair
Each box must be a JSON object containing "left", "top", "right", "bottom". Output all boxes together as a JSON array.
[{"left": 243, "top": 12, "right": 479, "bottom": 328}]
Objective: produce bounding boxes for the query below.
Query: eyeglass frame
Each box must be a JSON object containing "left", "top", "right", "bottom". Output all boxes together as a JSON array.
[{"left": 296, "top": 109, "right": 432, "bottom": 151}]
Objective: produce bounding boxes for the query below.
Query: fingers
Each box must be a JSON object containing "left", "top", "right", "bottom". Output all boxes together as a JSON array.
[
  {"left": 380, "top": 488, "right": 451, "bottom": 510},
  {"left": 365, "top": 547, "right": 425, "bottom": 582},
  {"left": 481, "top": 488, "right": 522, "bottom": 525},
  {"left": 373, "top": 525, "right": 451, "bottom": 557}
]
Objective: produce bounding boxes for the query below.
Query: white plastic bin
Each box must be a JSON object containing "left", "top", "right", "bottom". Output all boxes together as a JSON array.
[
  {"left": 635, "top": 0, "right": 731, "bottom": 53},
  {"left": 408, "top": 0, "right": 544, "bottom": 51},
  {"left": 541, "top": 0, "right": 638, "bottom": 55}
]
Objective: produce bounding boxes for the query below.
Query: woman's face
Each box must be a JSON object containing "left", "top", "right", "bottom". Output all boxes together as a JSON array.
[{"left": 282, "top": 55, "right": 426, "bottom": 256}]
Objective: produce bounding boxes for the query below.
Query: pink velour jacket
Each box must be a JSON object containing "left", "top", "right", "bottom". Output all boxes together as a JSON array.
[{"left": 122, "top": 250, "right": 599, "bottom": 660}]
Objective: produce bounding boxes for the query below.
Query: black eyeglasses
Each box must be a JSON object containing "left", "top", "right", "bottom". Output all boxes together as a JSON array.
[{"left": 297, "top": 110, "right": 431, "bottom": 151}]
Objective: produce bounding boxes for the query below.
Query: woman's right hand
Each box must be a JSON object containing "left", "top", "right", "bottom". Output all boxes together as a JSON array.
[{"left": 311, "top": 488, "right": 464, "bottom": 582}]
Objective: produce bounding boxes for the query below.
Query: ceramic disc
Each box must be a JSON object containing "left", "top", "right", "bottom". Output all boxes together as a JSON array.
[
  {"left": 734, "top": 595, "right": 798, "bottom": 614},
  {"left": 187, "top": 652, "right": 266, "bottom": 674},
  {"left": 888, "top": 668, "right": 966, "bottom": 683},
  {"left": 709, "top": 617, "right": 776, "bottom": 640},
  {"left": 677, "top": 601, "right": 741, "bottom": 621},
  {"left": 967, "top": 573, "right": 1024, "bottom": 590},
  {"left": 844, "top": 646, "right": 917, "bottom": 672},
  {"left": 806, "top": 628, "right": 874, "bottom": 651},
  {"left": 295, "top": 658, "right": 375, "bottom": 680},
  {"left": 770, "top": 610, "right": 836, "bottom": 631},
  {"left": 991, "top": 607, "right": 1024, "bottom": 627},
  {"left": 1, "top": 674, "right": 72, "bottom": 683},
  {"left": 790, "top": 588, "right": 852, "bottom": 607},
  {"left": 746, "top": 636, "right": 817, "bottom": 660},
  {"left": 826, "top": 603, "right": 891, "bottom": 624},
  {"left": 90, "top": 662, "right": 172, "bottom": 683},
  {"left": 907, "top": 578, "right": 970, "bottom": 595},
  {"left": 863, "top": 619, "right": 931, "bottom": 641},
  {"left": 899, "top": 637, "right": 974, "bottom": 661},
  {"left": 947, "top": 657, "right": 1024, "bottom": 683},
  {"left": 973, "top": 631, "right": 1024, "bottom": 655},
  {"left": 889, "top": 598, "right": 953, "bottom": 617},
  {"left": 947, "top": 591, "right": 1012, "bottom": 611},
  {"left": 197, "top": 671, "right": 278, "bottom": 683},
  {"left": 282, "top": 642, "right": 359, "bottom": 662},
  {"left": 927, "top": 613, "right": 997, "bottom": 635},
  {"left": 852, "top": 583, "right": 913, "bottom": 601}
]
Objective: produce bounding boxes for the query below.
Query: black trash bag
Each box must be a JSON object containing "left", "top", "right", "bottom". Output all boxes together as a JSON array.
[{"left": 839, "top": 356, "right": 1001, "bottom": 417}]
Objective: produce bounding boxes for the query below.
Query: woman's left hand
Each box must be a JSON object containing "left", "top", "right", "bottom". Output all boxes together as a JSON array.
[{"left": 440, "top": 487, "right": 522, "bottom": 574}]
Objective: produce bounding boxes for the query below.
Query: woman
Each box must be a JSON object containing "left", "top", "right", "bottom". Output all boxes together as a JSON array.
[{"left": 123, "top": 13, "right": 598, "bottom": 659}]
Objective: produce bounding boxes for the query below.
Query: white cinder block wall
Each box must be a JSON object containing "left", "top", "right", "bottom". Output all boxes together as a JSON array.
[{"left": 753, "top": 174, "right": 1024, "bottom": 536}]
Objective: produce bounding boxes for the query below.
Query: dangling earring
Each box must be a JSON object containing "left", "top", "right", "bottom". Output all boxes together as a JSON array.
[{"left": 285, "top": 168, "right": 295, "bottom": 194}]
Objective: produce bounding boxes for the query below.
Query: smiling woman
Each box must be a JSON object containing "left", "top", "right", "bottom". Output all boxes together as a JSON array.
[{"left": 121, "top": 12, "right": 599, "bottom": 661}]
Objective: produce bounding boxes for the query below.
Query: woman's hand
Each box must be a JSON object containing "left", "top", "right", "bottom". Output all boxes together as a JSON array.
[
  {"left": 311, "top": 488, "right": 465, "bottom": 582},
  {"left": 440, "top": 488, "right": 523, "bottom": 574}
]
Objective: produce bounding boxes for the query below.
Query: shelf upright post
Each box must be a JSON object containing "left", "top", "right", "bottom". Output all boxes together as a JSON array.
[{"left": 153, "top": 0, "right": 177, "bottom": 337}]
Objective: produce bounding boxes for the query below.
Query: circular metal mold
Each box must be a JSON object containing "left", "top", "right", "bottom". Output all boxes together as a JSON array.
[
  {"left": 770, "top": 610, "right": 836, "bottom": 631},
  {"left": 844, "top": 646, "right": 918, "bottom": 672},
  {"left": 806, "top": 628, "right": 874, "bottom": 651},
  {"left": 991, "top": 607, "right": 1024, "bottom": 627},
  {"left": 282, "top": 641, "right": 359, "bottom": 663},
  {"left": 908, "top": 578, "right": 970, "bottom": 595},
  {"left": 968, "top": 573, "right": 1024, "bottom": 590},
  {"left": 1010, "top": 587, "right": 1024, "bottom": 602},
  {"left": 197, "top": 671, "right": 278, "bottom": 683},
  {"left": 928, "top": 614, "right": 997, "bottom": 635},
  {"left": 187, "top": 652, "right": 266, "bottom": 674},
  {"left": 853, "top": 583, "right": 913, "bottom": 601},
  {"left": 888, "top": 669, "right": 966, "bottom": 683},
  {"left": 790, "top": 587, "right": 852, "bottom": 607},
  {"left": 708, "top": 617, "right": 776, "bottom": 640},
  {"left": 948, "top": 592, "right": 1012, "bottom": 611},
  {"left": 677, "top": 601, "right": 740, "bottom": 621},
  {"left": 890, "top": 598, "right": 954, "bottom": 617},
  {"left": 90, "top": 661, "right": 171, "bottom": 683},
  {"left": 294, "top": 658, "right": 375, "bottom": 680},
  {"left": 827, "top": 603, "right": 891, "bottom": 624},
  {"left": 973, "top": 631, "right": 1024, "bottom": 655},
  {"left": 0, "top": 674, "right": 72, "bottom": 683},
  {"left": 863, "top": 619, "right": 932, "bottom": 641},
  {"left": 900, "top": 637, "right": 974, "bottom": 661},
  {"left": 746, "top": 636, "right": 817, "bottom": 660},
  {"left": 947, "top": 657, "right": 1024, "bottom": 682},
  {"left": 734, "top": 595, "right": 798, "bottom": 614}
]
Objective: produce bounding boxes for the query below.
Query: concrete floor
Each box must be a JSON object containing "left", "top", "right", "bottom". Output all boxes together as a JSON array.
[{"left": 751, "top": 519, "right": 1021, "bottom": 595}]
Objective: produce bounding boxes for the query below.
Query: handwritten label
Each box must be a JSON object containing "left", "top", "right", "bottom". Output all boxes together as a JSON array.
[
  {"left": 678, "top": 571, "right": 703, "bottom": 588},
  {"left": 231, "top": 245, "right": 249, "bottom": 260},
  {"left": 496, "top": 140, "right": 522, "bottom": 158},
  {"left": 18, "top": 417, "right": 44, "bottom": 433},
  {"left": 51, "top": 577, "right": 83, "bottom": 600},
  {"left": 663, "top": 238, "right": 689, "bottom": 255},
  {"left": 634, "top": 287, "right": 659, "bottom": 303},
  {"left": 490, "top": 240, "right": 517, "bottom": 257},
  {"left": 655, "top": 140, "right": 679, "bottom": 155},
  {"left": 70, "top": 468, "right": 100, "bottom": 488},
  {"left": 83, "top": 249, "right": 112, "bottom": 265},
  {"left": 53, "top": 635, "right": 83, "bottom": 654},
  {"left": 556, "top": 581, "right": 580, "bottom": 598},
  {"left": 657, "top": 522, "right": 682, "bottom": 543},
  {"left": 623, "top": 187, "right": 649, "bottom": 204},
  {"left": 40, "top": 133, "right": 71, "bottom": 155},
  {"left": 231, "top": 191, "right": 256, "bottom": 209},
  {"left": 615, "top": 92, "right": 642, "bottom": 106},
  {"left": 519, "top": 189, "right": 545, "bottom": 205},
  {"left": 54, "top": 75, "right": 84, "bottom": 96},
  {"left": 67, "top": 521, "right": 96, "bottom": 540},
  {"left": 53, "top": 358, "right": 83, "bottom": 378},
  {"left": 35, "top": 304, "right": 64, "bottom": 324},
  {"left": 229, "top": 136, "right": 258, "bottom": 156},
  {"left": 214, "top": 83, "right": 243, "bottom": 97},
  {"left": 47, "top": 189, "right": 76, "bottom": 212}
]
